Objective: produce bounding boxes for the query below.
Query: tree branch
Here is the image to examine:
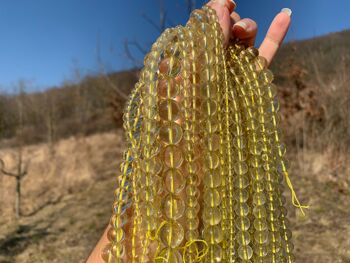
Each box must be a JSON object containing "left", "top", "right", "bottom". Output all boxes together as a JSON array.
[{"left": 0, "top": 159, "right": 17, "bottom": 177}]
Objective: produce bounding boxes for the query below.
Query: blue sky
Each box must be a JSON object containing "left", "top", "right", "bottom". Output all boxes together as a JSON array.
[{"left": 0, "top": 0, "right": 349, "bottom": 92}]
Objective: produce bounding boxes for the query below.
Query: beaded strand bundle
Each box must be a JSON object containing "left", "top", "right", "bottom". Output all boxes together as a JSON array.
[{"left": 103, "top": 5, "right": 308, "bottom": 263}]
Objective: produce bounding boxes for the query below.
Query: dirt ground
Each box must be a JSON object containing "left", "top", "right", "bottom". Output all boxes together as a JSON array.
[{"left": 0, "top": 131, "right": 349, "bottom": 263}]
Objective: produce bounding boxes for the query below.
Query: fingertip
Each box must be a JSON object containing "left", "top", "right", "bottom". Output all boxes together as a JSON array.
[{"left": 232, "top": 18, "right": 258, "bottom": 40}]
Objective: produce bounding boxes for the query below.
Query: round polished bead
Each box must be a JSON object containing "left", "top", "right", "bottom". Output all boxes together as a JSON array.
[
  {"left": 254, "top": 219, "right": 268, "bottom": 231},
  {"left": 203, "top": 188, "right": 221, "bottom": 207},
  {"left": 159, "top": 57, "right": 181, "bottom": 77},
  {"left": 140, "top": 158, "right": 162, "bottom": 175},
  {"left": 159, "top": 122, "right": 183, "bottom": 145},
  {"left": 161, "top": 194, "right": 185, "bottom": 219},
  {"left": 253, "top": 205, "right": 267, "bottom": 219},
  {"left": 234, "top": 162, "right": 248, "bottom": 175},
  {"left": 158, "top": 78, "right": 179, "bottom": 98},
  {"left": 205, "top": 152, "right": 220, "bottom": 169},
  {"left": 234, "top": 175, "right": 249, "bottom": 189},
  {"left": 157, "top": 248, "right": 182, "bottom": 263},
  {"left": 164, "top": 169, "right": 185, "bottom": 194},
  {"left": 159, "top": 99, "right": 181, "bottom": 121},
  {"left": 203, "top": 168, "right": 221, "bottom": 188},
  {"left": 187, "top": 217, "right": 200, "bottom": 230},
  {"left": 203, "top": 134, "right": 221, "bottom": 151},
  {"left": 203, "top": 207, "right": 222, "bottom": 225},
  {"left": 159, "top": 221, "right": 185, "bottom": 248},
  {"left": 201, "top": 99, "right": 218, "bottom": 116},
  {"left": 254, "top": 230, "right": 269, "bottom": 244},
  {"left": 236, "top": 217, "right": 250, "bottom": 231},
  {"left": 234, "top": 202, "right": 250, "bottom": 217},
  {"left": 163, "top": 145, "right": 184, "bottom": 168},
  {"left": 203, "top": 225, "right": 224, "bottom": 244},
  {"left": 234, "top": 189, "right": 249, "bottom": 203},
  {"left": 259, "top": 69, "right": 274, "bottom": 83},
  {"left": 238, "top": 245, "right": 253, "bottom": 260},
  {"left": 253, "top": 193, "right": 267, "bottom": 206},
  {"left": 237, "top": 230, "right": 251, "bottom": 245},
  {"left": 207, "top": 244, "right": 223, "bottom": 262}
]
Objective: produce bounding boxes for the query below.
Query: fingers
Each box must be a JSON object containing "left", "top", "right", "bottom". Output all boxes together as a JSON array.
[
  {"left": 207, "top": 0, "right": 236, "bottom": 46},
  {"left": 259, "top": 8, "right": 292, "bottom": 66},
  {"left": 232, "top": 18, "right": 258, "bottom": 47},
  {"left": 230, "top": 11, "right": 240, "bottom": 24}
]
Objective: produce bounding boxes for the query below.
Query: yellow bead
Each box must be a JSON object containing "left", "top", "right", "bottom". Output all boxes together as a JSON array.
[{"left": 159, "top": 221, "right": 185, "bottom": 248}]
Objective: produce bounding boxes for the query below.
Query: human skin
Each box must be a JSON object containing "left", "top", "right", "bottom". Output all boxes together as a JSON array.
[{"left": 86, "top": 0, "right": 292, "bottom": 262}]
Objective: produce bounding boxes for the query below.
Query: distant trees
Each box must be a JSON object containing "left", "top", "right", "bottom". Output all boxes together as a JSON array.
[{"left": 0, "top": 72, "right": 136, "bottom": 147}]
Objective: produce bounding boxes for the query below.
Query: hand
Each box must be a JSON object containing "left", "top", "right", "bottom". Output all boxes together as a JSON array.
[{"left": 207, "top": 0, "right": 292, "bottom": 66}]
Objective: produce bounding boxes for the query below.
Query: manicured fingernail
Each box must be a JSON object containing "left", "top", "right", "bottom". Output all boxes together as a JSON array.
[
  {"left": 281, "top": 8, "right": 292, "bottom": 16},
  {"left": 234, "top": 21, "right": 247, "bottom": 30},
  {"left": 231, "top": 0, "right": 236, "bottom": 6}
]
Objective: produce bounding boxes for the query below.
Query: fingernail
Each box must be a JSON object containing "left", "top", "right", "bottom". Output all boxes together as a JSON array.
[
  {"left": 281, "top": 8, "right": 292, "bottom": 16},
  {"left": 234, "top": 21, "right": 247, "bottom": 30},
  {"left": 231, "top": 0, "right": 236, "bottom": 6}
]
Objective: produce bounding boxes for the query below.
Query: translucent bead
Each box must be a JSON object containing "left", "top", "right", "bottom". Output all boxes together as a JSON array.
[
  {"left": 164, "top": 169, "right": 185, "bottom": 194},
  {"left": 255, "top": 56, "right": 268, "bottom": 71},
  {"left": 234, "top": 175, "right": 249, "bottom": 189},
  {"left": 158, "top": 78, "right": 179, "bottom": 98},
  {"left": 234, "top": 202, "right": 250, "bottom": 217},
  {"left": 159, "top": 57, "right": 181, "bottom": 77},
  {"left": 140, "top": 158, "right": 162, "bottom": 175},
  {"left": 156, "top": 248, "right": 182, "bottom": 263},
  {"left": 253, "top": 206, "right": 267, "bottom": 219},
  {"left": 203, "top": 168, "right": 221, "bottom": 188},
  {"left": 161, "top": 194, "right": 185, "bottom": 220},
  {"left": 264, "top": 83, "right": 277, "bottom": 98},
  {"left": 203, "top": 207, "right": 222, "bottom": 225},
  {"left": 238, "top": 245, "right": 253, "bottom": 260},
  {"left": 107, "top": 227, "right": 117, "bottom": 241},
  {"left": 274, "top": 143, "right": 286, "bottom": 157},
  {"left": 205, "top": 152, "right": 220, "bottom": 169},
  {"left": 159, "top": 122, "right": 183, "bottom": 145},
  {"left": 233, "top": 162, "right": 248, "bottom": 175},
  {"left": 237, "top": 230, "right": 251, "bottom": 245},
  {"left": 252, "top": 181, "right": 265, "bottom": 193},
  {"left": 190, "top": 9, "right": 209, "bottom": 23},
  {"left": 159, "top": 99, "right": 181, "bottom": 121},
  {"left": 185, "top": 229, "right": 200, "bottom": 241},
  {"left": 163, "top": 145, "right": 184, "bottom": 168},
  {"left": 201, "top": 99, "right": 218, "bottom": 116},
  {"left": 236, "top": 217, "right": 250, "bottom": 231},
  {"left": 259, "top": 69, "right": 274, "bottom": 83},
  {"left": 101, "top": 243, "right": 119, "bottom": 262},
  {"left": 202, "top": 225, "right": 224, "bottom": 244},
  {"left": 141, "top": 215, "right": 157, "bottom": 231},
  {"left": 253, "top": 192, "right": 267, "bottom": 206},
  {"left": 159, "top": 221, "right": 185, "bottom": 248},
  {"left": 253, "top": 244, "right": 268, "bottom": 257},
  {"left": 187, "top": 217, "right": 199, "bottom": 230},
  {"left": 254, "top": 230, "right": 269, "bottom": 244},
  {"left": 203, "top": 188, "right": 221, "bottom": 207},
  {"left": 186, "top": 185, "right": 199, "bottom": 197},
  {"left": 207, "top": 244, "right": 223, "bottom": 262},
  {"left": 254, "top": 219, "right": 268, "bottom": 231},
  {"left": 203, "top": 134, "right": 220, "bottom": 151},
  {"left": 234, "top": 189, "right": 249, "bottom": 203}
]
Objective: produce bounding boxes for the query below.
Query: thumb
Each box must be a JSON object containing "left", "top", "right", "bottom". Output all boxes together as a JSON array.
[{"left": 206, "top": 0, "right": 236, "bottom": 46}]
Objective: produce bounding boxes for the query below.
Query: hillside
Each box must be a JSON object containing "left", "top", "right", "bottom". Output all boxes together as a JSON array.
[{"left": 0, "top": 29, "right": 350, "bottom": 262}]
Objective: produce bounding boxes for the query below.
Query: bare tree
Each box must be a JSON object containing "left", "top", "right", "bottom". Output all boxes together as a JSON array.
[{"left": 0, "top": 150, "right": 30, "bottom": 219}]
